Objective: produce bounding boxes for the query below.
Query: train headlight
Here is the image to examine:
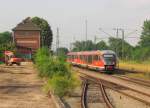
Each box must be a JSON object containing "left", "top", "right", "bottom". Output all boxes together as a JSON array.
[{"left": 112, "top": 61, "right": 115, "bottom": 65}]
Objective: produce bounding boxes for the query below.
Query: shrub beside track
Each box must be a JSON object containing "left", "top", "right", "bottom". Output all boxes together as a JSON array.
[{"left": 35, "top": 47, "right": 79, "bottom": 97}]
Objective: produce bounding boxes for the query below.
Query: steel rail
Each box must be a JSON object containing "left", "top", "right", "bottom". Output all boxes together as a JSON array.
[
  {"left": 79, "top": 73, "right": 150, "bottom": 106},
  {"left": 75, "top": 67, "right": 150, "bottom": 97},
  {"left": 80, "top": 76, "right": 114, "bottom": 108},
  {"left": 81, "top": 80, "right": 88, "bottom": 108},
  {"left": 99, "top": 80, "right": 114, "bottom": 108},
  {"left": 117, "top": 68, "right": 148, "bottom": 73},
  {"left": 113, "top": 75, "right": 150, "bottom": 87}
]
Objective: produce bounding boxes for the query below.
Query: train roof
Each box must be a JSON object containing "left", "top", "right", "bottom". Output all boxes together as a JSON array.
[{"left": 67, "top": 50, "right": 116, "bottom": 55}]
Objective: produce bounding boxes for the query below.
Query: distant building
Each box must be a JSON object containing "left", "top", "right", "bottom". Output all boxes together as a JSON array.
[{"left": 12, "top": 17, "right": 41, "bottom": 59}]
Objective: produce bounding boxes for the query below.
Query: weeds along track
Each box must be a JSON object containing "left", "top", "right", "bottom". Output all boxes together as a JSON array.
[
  {"left": 74, "top": 67, "right": 150, "bottom": 106},
  {"left": 81, "top": 78, "right": 113, "bottom": 108}
]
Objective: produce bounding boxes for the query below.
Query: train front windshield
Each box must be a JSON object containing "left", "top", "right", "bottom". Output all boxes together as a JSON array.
[{"left": 103, "top": 54, "right": 115, "bottom": 65}]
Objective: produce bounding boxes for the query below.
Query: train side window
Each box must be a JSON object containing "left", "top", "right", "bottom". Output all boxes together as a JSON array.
[
  {"left": 74, "top": 55, "right": 76, "bottom": 59},
  {"left": 80, "top": 55, "right": 82, "bottom": 60},
  {"left": 82, "top": 55, "right": 84, "bottom": 60},
  {"left": 71, "top": 55, "right": 73, "bottom": 60},
  {"left": 83, "top": 55, "right": 86, "bottom": 62},
  {"left": 72, "top": 55, "right": 74, "bottom": 60},
  {"left": 70, "top": 55, "right": 72, "bottom": 60},
  {"left": 73, "top": 55, "right": 74, "bottom": 60},
  {"left": 87, "top": 55, "right": 92, "bottom": 64},
  {"left": 85, "top": 56, "right": 87, "bottom": 62},
  {"left": 68, "top": 55, "right": 70, "bottom": 60},
  {"left": 93, "top": 55, "right": 98, "bottom": 61},
  {"left": 98, "top": 56, "right": 101, "bottom": 60},
  {"left": 76, "top": 55, "right": 78, "bottom": 59}
]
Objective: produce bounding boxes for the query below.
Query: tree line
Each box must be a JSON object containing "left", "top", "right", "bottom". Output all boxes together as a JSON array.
[
  {"left": 70, "top": 20, "right": 150, "bottom": 62},
  {"left": 0, "top": 17, "right": 149, "bottom": 62},
  {"left": 71, "top": 38, "right": 133, "bottom": 59}
]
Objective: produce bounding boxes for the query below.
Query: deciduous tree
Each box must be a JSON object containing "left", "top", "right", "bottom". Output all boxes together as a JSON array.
[
  {"left": 72, "top": 40, "right": 95, "bottom": 51},
  {"left": 139, "top": 20, "right": 150, "bottom": 47},
  {"left": 95, "top": 41, "right": 108, "bottom": 50},
  {"left": 31, "top": 17, "right": 53, "bottom": 49},
  {"left": 0, "top": 31, "right": 12, "bottom": 44}
]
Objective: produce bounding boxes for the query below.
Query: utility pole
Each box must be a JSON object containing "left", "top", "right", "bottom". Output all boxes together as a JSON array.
[
  {"left": 113, "top": 28, "right": 120, "bottom": 55},
  {"left": 56, "top": 28, "right": 59, "bottom": 55},
  {"left": 85, "top": 20, "right": 88, "bottom": 50},
  {"left": 69, "top": 43, "right": 73, "bottom": 51},
  {"left": 85, "top": 20, "right": 88, "bottom": 41},
  {"left": 113, "top": 28, "right": 119, "bottom": 38},
  {"left": 94, "top": 36, "right": 97, "bottom": 50},
  {"left": 113, "top": 28, "right": 125, "bottom": 59},
  {"left": 121, "top": 29, "right": 124, "bottom": 59},
  {"left": 73, "top": 36, "right": 76, "bottom": 42},
  {"left": 94, "top": 35, "right": 97, "bottom": 44},
  {"left": 116, "top": 28, "right": 119, "bottom": 38}
]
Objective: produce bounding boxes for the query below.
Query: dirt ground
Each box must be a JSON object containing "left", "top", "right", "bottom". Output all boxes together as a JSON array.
[{"left": 0, "top": 62, "right": 56, "bottom": 108}]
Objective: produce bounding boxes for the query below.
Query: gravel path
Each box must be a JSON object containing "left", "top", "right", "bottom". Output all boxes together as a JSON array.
[{"left": 0, "top": 62, "right": 56, "bottom": 108}]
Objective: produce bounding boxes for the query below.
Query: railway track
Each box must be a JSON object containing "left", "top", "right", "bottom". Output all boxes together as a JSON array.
[
  {"left": 75, "top": 66, "right": 150, "bottom": 88},
  {"left": 74, "top": 67, "right": 150, "bottom": 106},
  {"left": 112, "top": 75, "right": 150, "bottom": 87},
  {"left": 117, "top": 68, "right": 140, "bottom": 73},
  {"left": 117, "top": 68, "right": 150, "bottom": 74},
  {"left": 81, "top": 78, "right": 113, "bottom": 108}
]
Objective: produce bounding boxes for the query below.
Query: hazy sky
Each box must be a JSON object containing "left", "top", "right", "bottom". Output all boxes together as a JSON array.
[{"left": 0, "top": 0, "right": 150, "bottom": 50}]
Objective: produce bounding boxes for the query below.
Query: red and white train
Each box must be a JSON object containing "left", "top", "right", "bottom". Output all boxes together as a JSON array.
[{"left": 67, "top": 50, "right": 118, "bottom": 71}]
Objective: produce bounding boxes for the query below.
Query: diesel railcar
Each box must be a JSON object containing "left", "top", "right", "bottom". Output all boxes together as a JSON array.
[{"left": 67, "top": 50, "right": 118, "bottom": 71}]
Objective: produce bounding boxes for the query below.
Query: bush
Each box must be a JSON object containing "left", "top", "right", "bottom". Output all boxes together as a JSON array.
[
  {"left": 35, "top": 47, "right": 79, "bottom": 97},
  {"left": 44, "top": 74, "right": 77, "bottom": 97},
  {"left": 35, "top": 47, "right": 51, "bottom": 77},
  {"left": 35, "top": 54, "right": 71, "bottom": 78}
]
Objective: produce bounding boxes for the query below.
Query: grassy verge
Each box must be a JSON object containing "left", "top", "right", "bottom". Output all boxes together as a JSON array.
[
  {"left": 35, "top": 47, "right": 80, "bottom": 97},
  {"left": 119, "top": 60, "right": 150, "bottom": 73}
]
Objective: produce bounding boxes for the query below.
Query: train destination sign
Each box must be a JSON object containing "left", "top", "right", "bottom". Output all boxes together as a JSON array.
[{"left": 103, "top": 54, "right": 114, "bottom": 57}]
